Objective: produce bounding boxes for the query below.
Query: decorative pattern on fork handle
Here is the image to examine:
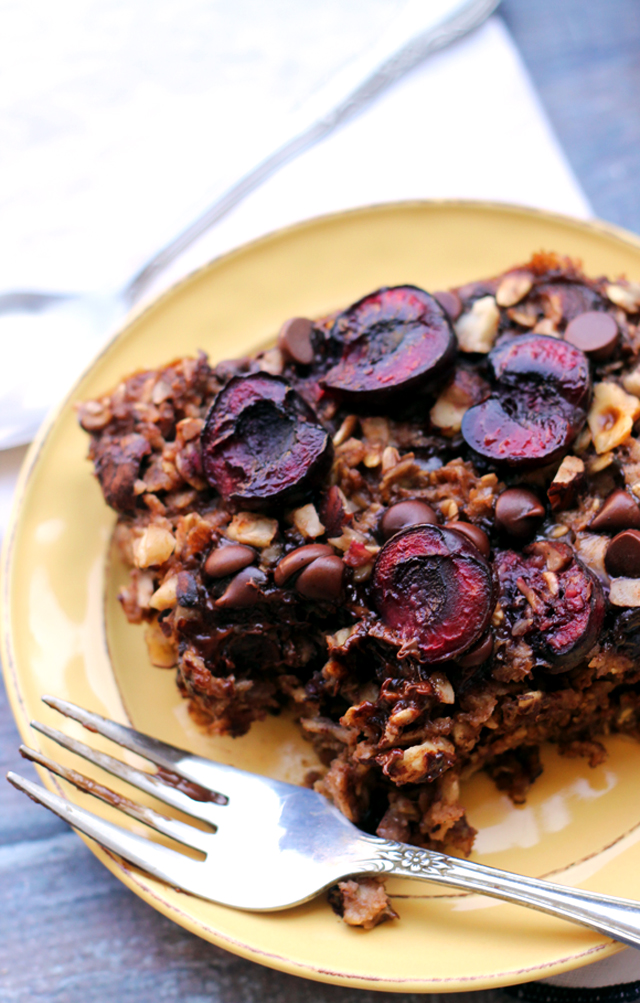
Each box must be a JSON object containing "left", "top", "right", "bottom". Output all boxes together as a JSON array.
[{"left": 358, "top": 840, "right": 458, "bottom": 879}]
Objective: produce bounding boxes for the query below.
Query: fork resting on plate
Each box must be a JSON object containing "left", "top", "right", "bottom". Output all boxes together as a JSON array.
[{"left": 8, "top": 695, "right": 640, "bottom": 947}]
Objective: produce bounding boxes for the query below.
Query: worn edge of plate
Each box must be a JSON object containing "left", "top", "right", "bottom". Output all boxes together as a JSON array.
[{"left": 3, "top": 198, "right": 640, "bottom": 992}]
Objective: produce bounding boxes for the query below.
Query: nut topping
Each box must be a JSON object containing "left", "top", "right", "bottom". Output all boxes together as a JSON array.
[
  {"left": 547, "top": 455, "right": 585, "bottom": 512},
  {"left": 454, "top": 295, "right": 500, "bottom": 353},
  {"left": 496, "top": 272, "right": 534, "bottom": 308},
  {"left": 588, "top": 382, "right": 640, "bottom": 454},
  {"left": 606, "top": 282, "right": 640, "bottom": 313}
]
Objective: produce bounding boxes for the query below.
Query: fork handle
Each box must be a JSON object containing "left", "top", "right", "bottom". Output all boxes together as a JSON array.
[{"left": 371, "top": 840, "right": 640, "bottom": 948}]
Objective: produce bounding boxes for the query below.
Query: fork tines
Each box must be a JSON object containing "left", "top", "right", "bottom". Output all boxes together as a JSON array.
[{"left": 7, "top": 697, "right": 229, "bottom": 891}]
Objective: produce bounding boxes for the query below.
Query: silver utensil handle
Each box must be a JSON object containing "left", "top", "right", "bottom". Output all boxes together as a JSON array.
[
  {"left": 373, "top": 841, "right": 640, "bottom": 948},
  {"left": 124, "top": 0, "right": 499, "bottom": 305}
]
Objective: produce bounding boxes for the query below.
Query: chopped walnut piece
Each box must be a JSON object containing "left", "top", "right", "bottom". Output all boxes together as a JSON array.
[
  {"left": 291, "top": 503, "right": 325, "bottom": 539},
  {"left": 507, "top": 301, "right": 539, "bottom": 327},
  {"left": 176, "top": 417, "right": 203, "bottom": 443},
  {"left": 226, "top": 512, "right": 278, "bottom": 548},
  {"left": 149, "top": 576, "right": 178, "bottom": 610},
  {"left": 430, "top": 367, "right": 489, "bottom": 435},
  {"left": 455, "top": 296, "right": 500, "bottom": 353},
  {"left": 332, "top": 414, "right": 358, "bottom": 447},
  {"left": 606, "top": 282, "right": 640, "bottom": 313},
  {"left": 144, "top": 620, "right": 178, "bottom": 667},
  {"left": 496, "top": 271, "right": 533, "bottom": 307},
  {"left": 379, "top": 738, "right": 455, "bottom": 785},
  {"left": 257, "top": 347, "right": 285, "bottom": 375},
  {"left": 587, "top": 451, "right": 615, "bottom": 474},
  {"left": 133, "top": 525, "right": 176, "bottom": 568},
  {"left": 381, "top": 446, "right": 400, "bottom": 474},
  {"left": 569, "top": 535, "right": 609, "bottom": 583},
  {"left": 532, "top": 318, "right": 558, "bottom": 336},
  {"left": 77, "top": 398, "right": 112, "bottom": 431},
  {"left": 610, "top": 578, "right": 640, "bottom": 607},
  {"left": 588, "top": 382, "right": 640, "bottom": 454},
  {"left": 547, "top": 455, "right": 585, "bottom": 511},
  {"left": 622, "top": 364, "right": 640, "bottom": 398}
]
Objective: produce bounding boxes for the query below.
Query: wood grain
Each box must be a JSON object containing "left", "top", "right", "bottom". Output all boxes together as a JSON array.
[{"left": 3, "top": 2, "right": 640, "bottom": 999}]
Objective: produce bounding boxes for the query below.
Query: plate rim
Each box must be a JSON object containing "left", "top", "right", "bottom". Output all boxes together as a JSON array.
[{"left": 4, "top": 197, "right": 640, "bottom": 992}]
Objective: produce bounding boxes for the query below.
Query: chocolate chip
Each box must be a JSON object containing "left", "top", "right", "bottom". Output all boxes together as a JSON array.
[
  {"left": 215, "top": 566, "right": 267, "bottom": 608},
  {"left": 277, "top": 317, "right": 314, "bottom": 365},
  {"left": 605, "top": 530, "right": 640, "bottom": 578},
  {"left": 564, "top": 311, "right": 619, "bottom": 361},
  {"left": 295, "top": 555, "right": 344, "bottom": 600},
  {"left": 380, "top": 500, "right": 438, "bottom": 539},
  {"left": 433, "top": 290, "right": 462, "bottom": 321},
  {"left": 591, "top": 489, "right": 640, "bottom": 534},
  {"left": 447, "top": 521, "right": 490, "bottom": 557},
  {"left": 494, "top": 487, "right": 546, "bottom": 539},
  {"left": 458, "top": 632, "right": 494, "bottom": 668},
  {"left": 274, "top": 544, "right": 334, "bottom": 586},
  {"left": 204, "top": 544, "right": 255, "bottom": 579}
]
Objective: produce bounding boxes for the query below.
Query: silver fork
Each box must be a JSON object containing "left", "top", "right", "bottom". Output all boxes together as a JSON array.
[{"left": 8, "top": 695, "right": 640, "bottom": 947}]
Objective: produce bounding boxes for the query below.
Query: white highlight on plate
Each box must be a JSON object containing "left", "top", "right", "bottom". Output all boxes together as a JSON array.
[{"left": 473, "top": 772, "right": 619, "bottom": 855}]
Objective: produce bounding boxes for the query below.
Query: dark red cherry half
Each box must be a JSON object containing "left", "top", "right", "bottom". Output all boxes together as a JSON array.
[
  {"left": 489, "top": 334, "right": 591, "bottom": 411},
  {"left": 201, "top": 373, "right": 332, "bottom": 508},
  {"left": 461, "top": 335, "right": 591, "bottom": 468},
  {"left": 494, "top": 545, "right": 605, "bottom": 672},
  {"left": 320, "top": 286, "right": 456, "bottom": 402},
  {"left": 461, "top": 388, "right": 579, "bottom": 468},
  {"left": 371, "top": 525, "right": 494, "bottom": 664}
]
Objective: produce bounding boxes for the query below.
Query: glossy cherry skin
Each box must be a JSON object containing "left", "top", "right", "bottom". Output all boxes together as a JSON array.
[
  {"left": 494, "top": 544, "right": 605, "bottom": 672},
  {"left": 371, "top": 524, "right": 495, "bottom": 664},
  {"left": 201, "top": 373, "right": 332, "bottom": 508},
  {"left": 461, "top": 335, "right": 591, "bottom": 469},
  {"left": 321, "top": 286, "right": 456, "bottom": 403}
]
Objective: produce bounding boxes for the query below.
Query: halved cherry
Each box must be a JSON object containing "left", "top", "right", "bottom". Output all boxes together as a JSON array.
[
  {"left": 201, "top": 373, "right": 332, "bottom": 508},
  {"left": 462, "top": 335, "right": 591, "bottom": 468},
  {"left": 494, "top": 544, "right": 605, "bottom": 672},
  {"left": 370, "top": 525, "right": 494, "bottom": 664},
  {"left": 320, "top": 286, "right": 456, "bottom": 402},
  {"left": 461, "top": 389, "right": 579, "bottom": 468},
  {"left": 489, "top": 335, "right": 591, "bottom": 410}
]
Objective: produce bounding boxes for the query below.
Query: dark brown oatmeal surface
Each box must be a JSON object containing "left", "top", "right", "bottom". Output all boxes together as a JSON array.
[{"left": 80, "top": 254, "right": 640, "bottom": 923}]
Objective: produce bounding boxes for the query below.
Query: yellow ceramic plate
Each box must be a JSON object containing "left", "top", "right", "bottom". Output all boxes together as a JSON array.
[{"left": 5, "top": 201, "right": 640, "bottom": 993}]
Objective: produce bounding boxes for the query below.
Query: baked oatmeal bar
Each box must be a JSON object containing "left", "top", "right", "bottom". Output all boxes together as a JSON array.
[{"left": 79, "top": 253, "right": 640, "bottom": 921}]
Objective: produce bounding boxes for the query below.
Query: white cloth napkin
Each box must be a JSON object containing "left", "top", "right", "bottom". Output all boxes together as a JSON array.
[
  {"left": 1, "top": 1, "right": 589, "bottom": 299},
  {"left": 4, "top": 0, "right": 637, "bottom": 991}
]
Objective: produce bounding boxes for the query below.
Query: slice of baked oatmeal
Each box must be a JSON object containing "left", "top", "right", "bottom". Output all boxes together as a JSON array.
[{"left": 79, "top": 253, "right": 640, "bottom": 923}]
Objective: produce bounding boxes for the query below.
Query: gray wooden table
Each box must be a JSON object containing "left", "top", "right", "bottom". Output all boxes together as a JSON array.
[{"left": 3, "top": 2, "right": 640, "bottom": 1000}]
